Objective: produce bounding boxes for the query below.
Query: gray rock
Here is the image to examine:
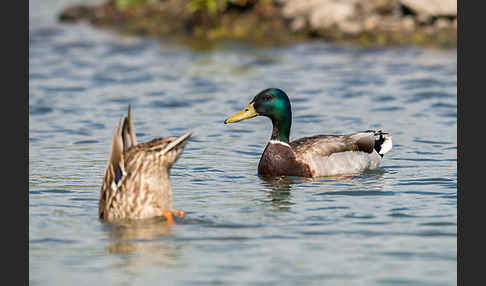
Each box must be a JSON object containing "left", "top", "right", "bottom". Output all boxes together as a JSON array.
[
  {"left": 309, "top": 1, "right": 357, "bottom": 29},
  {"left": 401, "top": 16, "right": 416, "bottom": 32},
  {"left": 276, "top": 0, "right": 457, "bottom": 43},
  {"left": 281, "top": 0, "right": 361, "bottom": 34},
  {"left": 399, "top": 0, "right": 457, "bottom": 17}
]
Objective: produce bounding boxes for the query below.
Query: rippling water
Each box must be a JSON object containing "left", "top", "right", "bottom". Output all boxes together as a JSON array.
[{"left": 29, "top": 1, "right": 457, "bottom": 285}]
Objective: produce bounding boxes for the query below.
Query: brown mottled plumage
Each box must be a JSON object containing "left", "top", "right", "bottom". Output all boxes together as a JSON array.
[{"left": 99, "top": 105, "right": 192, "bottom": 222}]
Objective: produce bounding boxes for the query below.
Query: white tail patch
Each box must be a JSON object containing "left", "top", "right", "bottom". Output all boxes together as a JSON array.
[{"left": 379, "top": 134, "right": 392, "bottom": 155}]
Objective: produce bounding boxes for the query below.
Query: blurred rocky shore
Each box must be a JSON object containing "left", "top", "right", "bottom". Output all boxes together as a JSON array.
[{"left": 59, "top": 0, "right": 457, "bottom": 48}]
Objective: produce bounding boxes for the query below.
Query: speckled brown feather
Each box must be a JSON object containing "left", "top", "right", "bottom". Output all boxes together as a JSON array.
[{"left": 99, "top": 106, "right": 192, "bottom": 221}]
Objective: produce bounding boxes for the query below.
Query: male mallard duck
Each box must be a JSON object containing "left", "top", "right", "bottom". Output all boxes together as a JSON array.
[
  {"left": 99, "top": 105, "right": 192, "bottom": 222},
  {"left": 224, "top": 88, "right": 392, "bottom": 177}
]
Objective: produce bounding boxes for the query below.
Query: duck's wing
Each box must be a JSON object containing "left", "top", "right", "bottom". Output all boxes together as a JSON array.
[
  {"left": 290, "top": 132, "right": 376, "bottom": 158},
  {"left": 290, "top": 131, "right": 392, "bottom": 176},
  {"left": 122, "top": 104, "right": 137, "bottom": 152},
  {"left": 99, "top": 116, "right": 126, "bottom": 219}
]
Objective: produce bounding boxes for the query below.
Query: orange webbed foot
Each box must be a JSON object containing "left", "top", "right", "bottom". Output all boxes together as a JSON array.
[
  {"left": 173, "top": 210, "right": 185, "bottom": 217},
  {"left": 162, "top": 210, "right": 174, "bottom": 224}
]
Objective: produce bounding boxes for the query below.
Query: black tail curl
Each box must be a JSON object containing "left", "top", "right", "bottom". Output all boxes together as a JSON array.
[{"left": 365, "top": 130, "right": 390, "bottom": 158}]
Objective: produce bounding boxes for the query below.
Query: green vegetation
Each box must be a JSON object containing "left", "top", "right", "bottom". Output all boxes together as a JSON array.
[
  {"left": 115, "top": 0, "right": 259, "bottom": 16},
  {"left": 115, "top": 0, "right": 154, "bottom": 10},
  {"left": 186, "top": 0, "right": 266, "bottom": 16},
  {"left": 186, "top": 0, "right": 229, "bottom": 16}
]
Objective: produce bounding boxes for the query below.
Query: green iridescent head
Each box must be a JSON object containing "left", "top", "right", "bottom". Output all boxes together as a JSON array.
[{"left": 224, "top": 88, "right": 292, "bottom": 143}]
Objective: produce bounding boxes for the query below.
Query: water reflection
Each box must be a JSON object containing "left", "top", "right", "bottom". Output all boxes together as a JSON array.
[
  {"left": 259, "top": 176, "right": 298, "bottom": 211},
  {"left": 259, "top": 170, "right": 388, "bottom": 203},
  {"left": 103, "top": 218, "right": 182, "bottom": 268}
]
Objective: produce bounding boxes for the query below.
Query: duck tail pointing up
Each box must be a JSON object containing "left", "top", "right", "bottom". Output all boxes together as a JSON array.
[
  {"left": 153, "top": 130, "right": 194, "bottom": 168},
  {"left": 160, "top": 130, "right": 194, "bottom": 156},
  {"left": 122, "top": 104, "right": 138, "bottom": 152}
]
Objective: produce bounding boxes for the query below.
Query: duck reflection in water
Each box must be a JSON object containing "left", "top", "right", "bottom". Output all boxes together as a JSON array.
[
  {"left": 260, "top": 176, "right": 297, "bottom": 211},
  {"left": 259, "top": 170, "right": 387, "bottom": 208},
  {"left": 103, "top": 218, "right": 183, "bottom": 268}
]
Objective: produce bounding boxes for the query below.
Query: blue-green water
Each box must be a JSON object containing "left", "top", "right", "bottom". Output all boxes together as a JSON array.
[{"left": 29, "top": 1, "right": 457, "bottom": 285}]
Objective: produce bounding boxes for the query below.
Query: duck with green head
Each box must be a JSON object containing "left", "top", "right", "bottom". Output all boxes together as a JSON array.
[{"left": 224, "top": 88, "right": 392, "bottom": 177}]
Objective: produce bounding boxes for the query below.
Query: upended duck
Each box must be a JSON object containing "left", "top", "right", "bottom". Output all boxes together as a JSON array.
[
  {"left": 224, "top": 88, "right": 392, "bottom": 177},
  {"left": 99, "top": 105, "right": 192, "bottom": 222}
]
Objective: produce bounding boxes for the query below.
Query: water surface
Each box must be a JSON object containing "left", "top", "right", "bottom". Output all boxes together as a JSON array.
[{"left": 30, "top": 1, "right": 457, "bottom": 285}]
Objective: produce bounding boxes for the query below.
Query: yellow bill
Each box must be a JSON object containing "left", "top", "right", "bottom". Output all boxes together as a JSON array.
[{"left": 224, "top": 102, "right": 258, "bottom": 124}]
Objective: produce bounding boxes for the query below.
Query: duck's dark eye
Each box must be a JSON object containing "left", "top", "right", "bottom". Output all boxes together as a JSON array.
[{"left": 264, "top": 94, "right": 272, "bottom": 101}]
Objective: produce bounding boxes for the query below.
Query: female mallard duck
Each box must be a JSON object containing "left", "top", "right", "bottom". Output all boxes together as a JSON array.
[
  {"left": 224, "top": 88, "right": 392, "bottom": 177},
  {"left": 99, "top": 105, "right": 192, "bottom": 222}
]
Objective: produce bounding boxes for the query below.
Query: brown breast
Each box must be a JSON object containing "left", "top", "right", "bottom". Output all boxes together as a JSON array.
[{"left": 258, "top": 142, "right": 312, "bottom": 177}]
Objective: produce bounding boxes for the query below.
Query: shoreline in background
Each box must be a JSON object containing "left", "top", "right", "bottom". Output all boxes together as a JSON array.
[{"left": 58, "top": 0, "right": 457, "bottom": 49}]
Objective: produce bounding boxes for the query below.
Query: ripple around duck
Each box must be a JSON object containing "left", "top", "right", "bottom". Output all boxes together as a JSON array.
[
  {"left": 62, "top": 128, "right": 92, "bottom": 136},
  {"left": 343, "top": 213, "right": 375, "bottom": 219},
  {"left": 294, "top": 114, "right": 321, "bottom": 121},
  {"left": 149, "top": 100, "right": 192, "bottom": 108},
  {"left": 396, "top": 178, "right": 455, "bottom": 188},
  {"left": 30, "top": 238, "right": 78, "bottom": 245},
  {"left": 389, "top": 212, "right": 417, "bottom": 218},
  {"left": 297, "top": 89, "right": 322, "bottom": 96},
  {"left": 381, "top": 251, "right": 456, "bottom": 263},
  {"left": 78, "top": 121, "right": 105, "bottom": 130},
  {"left": 30, "top": 189, "right": 74, "bottom": 195},
  {"left": 407, "top": 91, "right": 453, "bottom": 103},
  {"left": 420, "top": 222, "right": 456, "bottom": 226},
  {"left": 413, "top": 138, "right": 453, "bottom": 145},
  {"left": 370, "top": 106, "right": 404, "bottom": 112},
  {"left": 401, "top": 78, "right": 445, "bottom": 90},
  {"left": 402, "top": 190, "right": 450, "bottom": 196},
  {"left": 315, "top": 191, "right": 395, "bottom": 197},
  {"left": 307, "top": 206, "right": 350, "bottom": 211},
  {"left": 431, "top": 102, "right": 456, "bottom": 109},
  {"left": 414, "top": 151, "right": 442, "bottom": 155},
  {"left": 52, "top": 42, "right": 96, "bottom": 55},
  {"left": 73, "top": 140, "right": 99, "bottom": 145},
  {"left": 69, "top": 197, "right": 98, "bottom": 202},
  {"left": 341, "top": 91, "right": 366, "bottom": 99},
  {"left": 233, "top": 150, "right": 259, "bottom": 157},
  {"left": 343, "top": 78, "right": 385, "bottom": 87},
  {"left": 392, "top": 157, "right": 453, "bottom": 163},
  {"left": 375, "top": 95, "right": 396, "bottom": 102},
  {"left": 29, "top": 105, "right": 53, "bottom": 115},
  {"left": 227, "top": 128, "right": 254, "bottom": 134}
]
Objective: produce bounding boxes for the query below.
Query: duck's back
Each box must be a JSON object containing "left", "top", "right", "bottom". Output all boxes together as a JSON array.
[{"left": 290, "top": 132, "right": 385, "bottom": 177}]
